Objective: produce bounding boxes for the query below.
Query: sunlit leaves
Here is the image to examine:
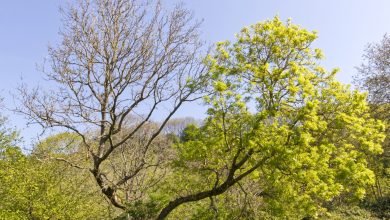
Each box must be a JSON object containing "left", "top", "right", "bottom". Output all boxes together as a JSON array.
[{"left": 173, "top": 16, "right": 385, "bottom": 218}]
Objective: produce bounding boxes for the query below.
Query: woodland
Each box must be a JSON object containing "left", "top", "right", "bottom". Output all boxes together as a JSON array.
[{"left": 0, "top": 0, "right": 389, "bottom": 219}]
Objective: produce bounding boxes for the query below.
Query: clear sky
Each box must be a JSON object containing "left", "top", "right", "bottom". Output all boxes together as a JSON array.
[{"left": 1, "top": 0, "right": 390, "bottom": 146}]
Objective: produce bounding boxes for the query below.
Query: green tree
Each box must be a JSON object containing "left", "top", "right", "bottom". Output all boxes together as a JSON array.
[
  {"left": 355, "top": 34, "right": 390, "bottom": 218},
  {"left": 157, "top": 17, "right": 386, "bottom": 219},
  {"left": 0, "top": 131, "right": 112, "bottom": 219},
  {"left": 0, "top": 113, "right": 24, "bottom": 219}
]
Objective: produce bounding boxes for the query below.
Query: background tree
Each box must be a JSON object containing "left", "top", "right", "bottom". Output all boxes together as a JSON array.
[
  {"left": 17, "top": 0, "right": 207, "bottom": 212},
  {"left": 354, "top": 34, "right": 390, "bottom": 218},
  {"left": 156, "top": 17, "right": 385, "bottom": 219},
  {"left": 0, "top": 116, "right": 111, "bottom": 219},
  {"left": 355, "top": 35, "right": 390, "bottom": 111}
]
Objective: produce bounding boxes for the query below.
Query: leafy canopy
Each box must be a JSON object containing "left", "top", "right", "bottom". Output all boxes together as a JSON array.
[
  {"left": 0, "top": 131, "right": 111, "bottom": 219},
  {"left": 170, "top": 17, "right": 385, "bottom": 218}
]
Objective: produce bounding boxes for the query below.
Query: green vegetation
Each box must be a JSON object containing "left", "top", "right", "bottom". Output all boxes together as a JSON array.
[
  {"left": 0, "top": 129, "right": 113, "bottom": 219},
  {"left": 1, "top": 0, "right": 388, "bottom": 219},
  {"left": 160, "top": 17, "right": 386, "bottom": 219}
]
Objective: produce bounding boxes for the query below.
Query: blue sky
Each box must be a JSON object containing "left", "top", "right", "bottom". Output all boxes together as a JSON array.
[{"left": 1, "top": 0, "right": 390, "bottom": 146}]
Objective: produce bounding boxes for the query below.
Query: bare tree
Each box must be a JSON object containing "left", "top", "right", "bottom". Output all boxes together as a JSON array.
[
  {"left": 163, "top": 116, "right": 198, "bottom": 136},
  {"left": 355, "top": 34, "right": 390, "bottom": 111},
  {"left": 17, "top": 0, "right": 206, "bottom": 211}
]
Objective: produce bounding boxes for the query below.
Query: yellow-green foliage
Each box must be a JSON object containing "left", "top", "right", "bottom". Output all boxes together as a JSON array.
[
  {"left": 0, "top": 132, "right": 112, "bottom": 219},
  {"left": 172, "top": 17, "right": 385, "bottom": 218}
]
